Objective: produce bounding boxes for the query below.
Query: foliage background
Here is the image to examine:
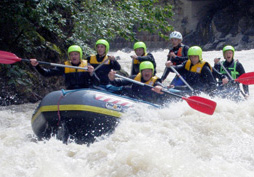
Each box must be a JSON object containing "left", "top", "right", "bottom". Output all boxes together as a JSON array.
[{"left": 0, "top": 0, "right": 173, "bottom": 105}]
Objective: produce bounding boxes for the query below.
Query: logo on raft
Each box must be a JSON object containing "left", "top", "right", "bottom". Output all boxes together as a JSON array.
[
  {"left": 94, "top": 94, "right": 134, "bottom": 111},
  {"left": 105, "top": 102, "right": 123, "bottom": 111}
]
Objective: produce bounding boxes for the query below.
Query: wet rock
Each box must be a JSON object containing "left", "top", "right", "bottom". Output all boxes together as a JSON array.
[{"left": 111, "top": 0, "right": 254, "bottom": 51}]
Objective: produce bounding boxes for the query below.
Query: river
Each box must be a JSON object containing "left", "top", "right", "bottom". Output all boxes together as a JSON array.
[{"left": 1, "top": 49, "right": 254, "bottom": 177}]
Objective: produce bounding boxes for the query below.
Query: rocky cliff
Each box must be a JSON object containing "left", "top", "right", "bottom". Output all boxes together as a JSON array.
[
  {"left": 182, "top": 0, "right": 254, "bottom": 50},
  {"left": 112, "top": 0, "right": 254, "bottom": 51}
]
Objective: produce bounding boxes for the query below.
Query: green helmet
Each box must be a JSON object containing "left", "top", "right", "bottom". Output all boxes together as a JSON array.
[
  {"left": 95, "top": 39, "right": 110, "bottom": 54},
  {"left": 68, "top": 45, "right": 82, "bottom": 59},
  {"left": 134, "top": 41, "right": 147, "bottom": 53},
  {"left": 139, "top": 61, "right": 154, "bottom": 74},
  {"left": 188, "top": 46, "right": 202, "bottom": 60},
  {"left": 223, "top": 45, "right": 235, "bottom": 58}
]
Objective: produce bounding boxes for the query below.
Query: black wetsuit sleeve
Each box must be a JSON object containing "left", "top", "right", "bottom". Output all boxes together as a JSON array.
[
  {"left": 161, "top": 67, "right": 170, "bottom": 81},
  {"left": 110, "top": 77, "right": 132, "bottom": 87},
  {"left": 137, "top": 53, "right": 155, "bottom": 63},
  {"left": 201, "top": 65, "right": 217, "bottom": 92},
  {"left": 35, "top": 65, "right": 64, "bottom": 77},
  {"left": 213, "top": 63, "right": 221, "bottom": 71},
  {"left": 161, "top": 55, "right": 172, "bottom": 81},
  {"left": 237, "top": 62, "right": 249, "bottom": 95},
  {"left": 172, "top": 62, "right": 186, "bottom": 72},
  {"left": 137, "top": 53, "right": 157, "bottom": 72},
  {"left": 161, "top": 62, "right": 186, "bottom": 81},
  {"left": 110, "top": 59, "right": 121, "bottom": 70}
]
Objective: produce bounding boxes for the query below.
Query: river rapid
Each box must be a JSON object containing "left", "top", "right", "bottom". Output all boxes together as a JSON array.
[{"left": 1, "top": 49, "right": 254, "bottom": 177}]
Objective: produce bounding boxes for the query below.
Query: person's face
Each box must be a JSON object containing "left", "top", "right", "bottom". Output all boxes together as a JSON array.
[
  {"left": 224, "top": 50, "right": 233, "bottom": 62},
  {"left": 97, "top": 44, "right": 106, "bottom": 56},
  {"left": 189, "top": 55, "right": 200, "bottom": 65},
  {"left": 141, "top": 69, "right": 153, "bottom": 81},
  {"left": 135, "top": 48, "right": 145, "bottom": 56},
  {"left": 69, "top": 51, "right": 80, "bottom": 65},
  {"left": 170, "top": 38, "right": 181, "bottom": 47}
]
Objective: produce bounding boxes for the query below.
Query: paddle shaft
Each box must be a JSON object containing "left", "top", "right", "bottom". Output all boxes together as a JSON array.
[
  {"left": 220, "top": 62, "right": 234, "bottom": 80},
  {"left": 0, "top": 51, "right": 123, "bottom": 72},
  {"left": 22, "top": 58, "right": 88, "bottom": 70},
  {"left": 32, "top": 56, "right": 119, "bottom": 72},
  {"left": 93, "top": 56, "right": 120, "bottom": 73},
  {"left": 115, "top": 73, "right": 182, "bottom": 99},
  {"left": 219, "top": 61, "right": 246, "bottom": 97},
  {"left": 169, "top": 66, "right": 194, "bottom": 92},
  {"left": 114, "top": 73, "right": 217, "bottom": 115},
  {"left": 93, "top": 58, "right": 110, "bottom": 72}
]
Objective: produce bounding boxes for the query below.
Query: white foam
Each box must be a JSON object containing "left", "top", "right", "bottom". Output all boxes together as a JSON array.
[{"left": 1, "top": 50, "right": 254, "bottom": 177}]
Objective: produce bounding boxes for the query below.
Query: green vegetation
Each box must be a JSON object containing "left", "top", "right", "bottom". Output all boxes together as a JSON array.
[{"left": 0, "top": 0, "right": 173, "bottom": 105}]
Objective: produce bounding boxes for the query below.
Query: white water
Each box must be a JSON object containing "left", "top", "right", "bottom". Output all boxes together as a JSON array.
[{"left": 1, "top": 49, "right": 254, "bottom": 177}]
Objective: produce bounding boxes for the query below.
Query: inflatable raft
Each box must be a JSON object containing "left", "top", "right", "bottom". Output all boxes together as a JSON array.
[{"left": 31, "top": 89, "right": 158, "bottom": 144}]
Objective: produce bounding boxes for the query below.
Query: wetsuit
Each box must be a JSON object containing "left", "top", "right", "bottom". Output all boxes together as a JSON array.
[
  {"left": 166, "top": 60, "right": 217, "bottom": 95},
  {"left": 161, "top": 43, "right": 189, "bottom": 83},
  {"left": 110, "top": 74, "right": 165, "bottom": 104},
  {"left": 212, "top": 67, "right": 228, "bottom": 84},
  {"left": 35, "top": 60, "right": 100, "bottom": 90},
  {"left": 214, "top": 59, "right": 249, "bottom": 95},
  {"left": 131, "top": 53, "right": 157, "bottom": 76},
  {"left": 86, "top": 54, "right": 121, "bottom": 85}
]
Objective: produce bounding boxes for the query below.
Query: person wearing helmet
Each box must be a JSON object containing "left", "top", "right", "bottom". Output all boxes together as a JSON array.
[
  {"left": 30, "top": 45, "right": 100, "bottom": 89},
  {"left": 130, "top": 41, "right": 156, "bottom": 76},
  {"left": 86, "top": 39, "right": 121, "bottom": 86},
  {"left": 108, "top": 61, "right": 165, "bottom": 104},
  {"left": 213, "top": 45, "right": 249, "bottom": 98},
  {"left": 165, "top": 46, "right": 217, "bottom": 95},
  {"left": 161, "top": 31, "right": 189, "bottom": 84}
]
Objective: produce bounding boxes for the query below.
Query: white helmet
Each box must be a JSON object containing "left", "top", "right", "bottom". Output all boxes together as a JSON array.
[{"left": 169, "top": 31, "right": 183, "bottom": 41}]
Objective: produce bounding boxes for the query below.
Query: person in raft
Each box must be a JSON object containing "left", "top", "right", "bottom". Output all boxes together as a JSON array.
[
  {"left": 30, "top": 45, "right": 100, "bottom": 90},
  {"left": 86, "top": 39, "right": 121, "bottom": 88},
  {"left": 108, "top": 61, "right": 170, "bottom": 104},
  {"left": 165, "top": 46, "right": 217, "bottom": 95},
  {"left": 130, "top": 41, "right": 157, "bottom": 76},
  {"left": 161, "top": 31, "right": 189, "bottom": 87},
  {"left": 214, "top": 45, "right": 249, "bottom": 99}
]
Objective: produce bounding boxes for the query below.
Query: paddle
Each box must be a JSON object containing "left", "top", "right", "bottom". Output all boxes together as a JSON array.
[
  {"left": 219, "top": 61, "right": 254, "bottom": 98},
  {"left": 0, "top": 50, "right": 88, "bottom": 70},
  {"left": 234, "top": 72, "right": 254, "bottom": 85},
  {"left": 219, "top": 62, "right": 254, "bottom": 85},
  {"left": 169, "top": 66, "right": 194, "bottom": 92},
  {"left": 92, "top": 56, "right": 120, "bottom": 73},
  {"left": 114, "top": 73, "right": 217, "bottom": 115}
]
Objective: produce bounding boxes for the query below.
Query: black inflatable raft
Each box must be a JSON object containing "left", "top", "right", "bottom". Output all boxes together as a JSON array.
[{"left": 31, "top": 89, "right": 158, "bottom": 144}]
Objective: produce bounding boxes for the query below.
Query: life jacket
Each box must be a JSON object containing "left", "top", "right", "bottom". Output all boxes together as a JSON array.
[
  {"left": 185, "top": 59, "right": 212, "bottom": 73},
  {"left": 133, "top": 53, "right": 147, "bottom": 64},
  {"left": 64, "top": 60, "right": 88, "bottom": 73},
  {"left": 64, "top": 60, "right": 91, "bottom": 89},
  {"left": 220, "top": 60, "right": 239, "bottom": 79},
  {"left": 170, "top": 44, "right": 186, "bottom": 65},
  {"left": 90, "top": 55, "right": 109, "bottom": 65},
  {"left": 176, "top": 46, "right": 183, "bottom": 57},
  {"left": 134, "top": 73, "right": 158, "bottom": 86},
  {"left": 171, "top": 47, "right": 183, "bottom": 65},
  {"left": 170, "top": 45, "right": 185, "bottom": 57}
]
